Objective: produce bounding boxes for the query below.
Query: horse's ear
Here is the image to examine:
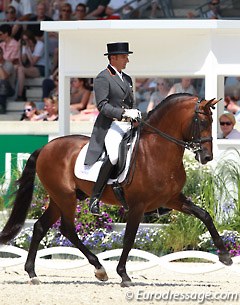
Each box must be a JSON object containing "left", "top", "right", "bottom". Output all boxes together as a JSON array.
[{"left": 205, "top": 98, "right": 222, "bottom": 109}]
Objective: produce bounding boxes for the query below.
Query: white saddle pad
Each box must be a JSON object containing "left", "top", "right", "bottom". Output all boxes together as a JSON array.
[{"left": 74, "top": 134, "right": 137, "bottom": 184}]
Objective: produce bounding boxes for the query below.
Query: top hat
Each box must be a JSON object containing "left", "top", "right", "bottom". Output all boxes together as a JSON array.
[{"left": 104, "top": 42, "right": 133, "bottom": 56}]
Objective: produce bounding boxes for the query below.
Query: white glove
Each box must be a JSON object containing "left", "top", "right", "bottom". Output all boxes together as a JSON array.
[{"left": 123, "top": 109, "right": 141, "bottom": 120}]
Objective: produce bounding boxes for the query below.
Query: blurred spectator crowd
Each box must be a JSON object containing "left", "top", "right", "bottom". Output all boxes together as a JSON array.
[
  {"left": 0, "top": 0, "right": 156, "bottom": 117},
  {"left": 0, "top": 0, "right": 237, "bottom": 122}
]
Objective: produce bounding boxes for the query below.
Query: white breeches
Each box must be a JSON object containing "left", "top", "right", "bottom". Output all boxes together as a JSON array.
[{"left": 104, "top": 121, "right": 132, "bottom": 165}]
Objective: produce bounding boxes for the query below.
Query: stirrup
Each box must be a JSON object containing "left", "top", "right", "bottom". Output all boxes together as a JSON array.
[{"left": 89, "top": 198, "right": 101, "bottom": 216}]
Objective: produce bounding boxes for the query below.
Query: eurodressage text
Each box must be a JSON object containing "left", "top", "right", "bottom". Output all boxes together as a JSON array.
[{"left": 125, "top": 289, "right": 240, "bottom": 303}]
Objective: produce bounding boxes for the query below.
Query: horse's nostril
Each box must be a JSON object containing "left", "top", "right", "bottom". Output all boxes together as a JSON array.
[{"left": 205, "top": 155, "right": 213, "bottom": 162}]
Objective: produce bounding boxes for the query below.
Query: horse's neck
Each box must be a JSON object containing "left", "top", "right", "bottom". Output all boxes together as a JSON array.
[
  {"left": 144, "top": 111, "right": 184, "bottom": 144},
  {"left": 140, "top": 132, "right": 185, "bottom": 163}
]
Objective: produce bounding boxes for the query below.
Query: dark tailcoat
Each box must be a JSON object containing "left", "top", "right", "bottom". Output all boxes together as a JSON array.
[{"left": 84, "top": 65, "right": 135, "bottom": 166}]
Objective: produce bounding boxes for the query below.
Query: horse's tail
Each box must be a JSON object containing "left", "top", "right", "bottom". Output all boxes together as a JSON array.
[{"left": 0, "top": 148, "right": 42, "bottom": 244}]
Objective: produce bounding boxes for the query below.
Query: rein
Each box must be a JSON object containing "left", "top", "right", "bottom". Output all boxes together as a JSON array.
[{"left": 139, "top": 99, "right": 213, "bottom": 154}]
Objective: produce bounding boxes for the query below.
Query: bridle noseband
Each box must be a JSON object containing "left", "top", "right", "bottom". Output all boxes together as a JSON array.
[{"left": 139, "top": 99, "right": 213, "bottom": 154}]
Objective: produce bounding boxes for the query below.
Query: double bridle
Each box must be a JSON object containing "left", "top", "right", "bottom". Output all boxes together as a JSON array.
[{"left": 139, "top": 99, "right": 213, "bottom": 154}]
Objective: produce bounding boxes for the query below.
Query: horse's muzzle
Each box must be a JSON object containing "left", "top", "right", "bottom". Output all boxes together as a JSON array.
[{"left": 195, "top": 149, "right": 213, "bottom": 165}]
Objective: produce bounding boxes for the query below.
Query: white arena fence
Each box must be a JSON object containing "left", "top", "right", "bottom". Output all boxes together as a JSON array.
[{"left": 0, "top": 245, "right": 240, "bottom": 274}]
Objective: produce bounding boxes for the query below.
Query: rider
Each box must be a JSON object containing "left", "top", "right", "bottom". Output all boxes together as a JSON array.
[{"left": 84, "top": 42, "right": 141, "bottom": 216}]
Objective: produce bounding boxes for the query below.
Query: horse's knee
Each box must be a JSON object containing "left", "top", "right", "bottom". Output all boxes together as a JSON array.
[{"left": 33, "top": 220, "right": 45, "bottom": 238}]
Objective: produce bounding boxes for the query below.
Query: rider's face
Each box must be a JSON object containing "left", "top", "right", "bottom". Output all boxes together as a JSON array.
[{"left": 111, "top": 54, "right": 129, "bottom": 71}]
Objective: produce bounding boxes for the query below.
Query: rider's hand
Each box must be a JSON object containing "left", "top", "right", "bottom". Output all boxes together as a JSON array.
[{"left": 123, "top": 109, "right": 141, "bottom": 120}]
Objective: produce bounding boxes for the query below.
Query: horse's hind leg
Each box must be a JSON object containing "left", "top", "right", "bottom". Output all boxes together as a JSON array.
[
  {"left": 60, "top": 204, "right": 108, "bottom": 282},
  {"left": 24, "top": 199, "right": 60, "bottom": 284},
  {"left": 178, "top": 193, "right": 233, "bottom": 266}
]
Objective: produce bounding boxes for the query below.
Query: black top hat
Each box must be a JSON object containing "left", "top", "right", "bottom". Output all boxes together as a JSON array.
[{"left": 104, "top": 42, "right": 133, "bottom": 56}]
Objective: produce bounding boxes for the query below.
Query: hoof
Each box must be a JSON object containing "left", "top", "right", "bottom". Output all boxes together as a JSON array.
[
  {"left": 120, "top": 280, "right": 133, "bottom": 288},
  {"left": 94, "top": 267, "right": 108, "bottom": 282},
  {"left": 29, "top": 277, "right": 40, "bottom": 285},
  {"left": 219, "top": 252, "right": 233, "bottom": 266}
]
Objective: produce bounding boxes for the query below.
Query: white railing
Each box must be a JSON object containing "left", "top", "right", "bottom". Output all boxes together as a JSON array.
[{"left": 1, "top": 245, "right": 240, "bottom": 274}]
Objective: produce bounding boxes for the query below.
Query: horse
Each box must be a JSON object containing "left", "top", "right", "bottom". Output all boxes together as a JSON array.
[{"left": 0, "top": 93, "right": 232, "bottom": 287}]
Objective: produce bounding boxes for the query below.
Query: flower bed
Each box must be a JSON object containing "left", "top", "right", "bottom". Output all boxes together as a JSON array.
[
  {"left": 11, "top": 226, "right": 167, "bottom": 255},
  {"left": 199, "top": 230, "right": 240, "bottom": 256}
]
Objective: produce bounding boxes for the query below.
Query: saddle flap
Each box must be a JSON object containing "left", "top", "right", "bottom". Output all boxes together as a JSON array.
[{"left": 74, "top": 130, "right": 138, "bottom": 185}]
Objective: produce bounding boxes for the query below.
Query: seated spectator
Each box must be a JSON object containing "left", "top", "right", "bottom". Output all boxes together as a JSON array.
[
  {"left": 85, "top": 0, "right": 109, "bottom": 19},
  {"left": 20, "top": 101, "right": 44, "bottom": 121},
  {"left": 27, "top": 2, "right": 57, "bottom": 74},
  {"left": 0, "top": 24, "right": 20, "bottom": 65},
  {"left": 225, "top": 77, "right": 240, "bottom": 99},
  {"left": 42, "top": 67, "right": 58, "bottom": 99},
  {"left": 9, "top": 0, "right": 35, "bottom": 20},
  {"left": 27, "top": 2, "right": 53, "bottom": 39},
  {"left": 206, "top": 0, "right": 221, "bottom": 19},
  {"left": 29, "top": 1, "right": 58, "bottom": 61},
  {"left": 71, "top": 91, "right": 99, "bottom": 121},
  {"left": 149, "top": 0, "right": 160, "bottom": 19},
  {"left": 135, "top": 78, "right": 155, "bottom": 110},
  {"left": 16, "top": 29, "right": 45, "bottom": 100},
  {"left": 47, "top": 2, "right": 72, "bottom": 65},
  {"left": 48, "top": 0, "right": 64, "bottom": 20},
  {"left": 70, "top": 78, "right": 91, "bottom": 113},
  {"left": 4, "top": 6, "right": 23, "bottom": 41},
  {"left": 224, "top": 96, "right": 240, "bottom": 123},
  {"left": 218, "top": 113, "right": 240, "bottom": 139},
  {"left": 167, "top": 78, "right": 197, "bottom": 96},
  {"left": 49, "top": 0, "right": 79, "bottom": 19},
  {"left": 59, "top": 3, "right": 73, "bottom": 20},
  {"left": 43, "top": 94, "right": 58, "bottom": 121},
  {"left": 187, "top": 0, "right": 221, "bottom": 19},
  {"left": 0, "top": 46, "right": 15, "bottom": 114},
  {"left": 147, "top": 78, "right": 170, "bottom": 112},
  {"left": 73, "top": 3, "right": 87, "bottom": 20}
]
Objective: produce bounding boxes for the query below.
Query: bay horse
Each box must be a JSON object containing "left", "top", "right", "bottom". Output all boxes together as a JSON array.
[{"left": 0, "top": 93, "right": 232, "bottom": 287}]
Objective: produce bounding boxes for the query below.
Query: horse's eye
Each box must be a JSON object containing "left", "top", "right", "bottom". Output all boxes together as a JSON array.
[{"left": 201, "top": 120, "right": 209, "bottom": 130}]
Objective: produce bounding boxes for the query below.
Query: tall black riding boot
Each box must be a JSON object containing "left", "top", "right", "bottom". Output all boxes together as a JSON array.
[{"left": 89, "top": 157, "right": 114, "bottom": 216}]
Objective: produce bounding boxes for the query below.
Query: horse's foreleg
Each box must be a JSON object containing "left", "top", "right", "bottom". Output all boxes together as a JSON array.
[
  {"left": 25, "top": 200, "right": 60, "bottom": 284},
  {"left": 60, "top": 216, "right": 108, "bottom": 282},
  {"left": 117, "top": 208, "right": 143, "bottom": 287},
  {"left": 179, "top": 194, "right": 233, "bottom": 266}
]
